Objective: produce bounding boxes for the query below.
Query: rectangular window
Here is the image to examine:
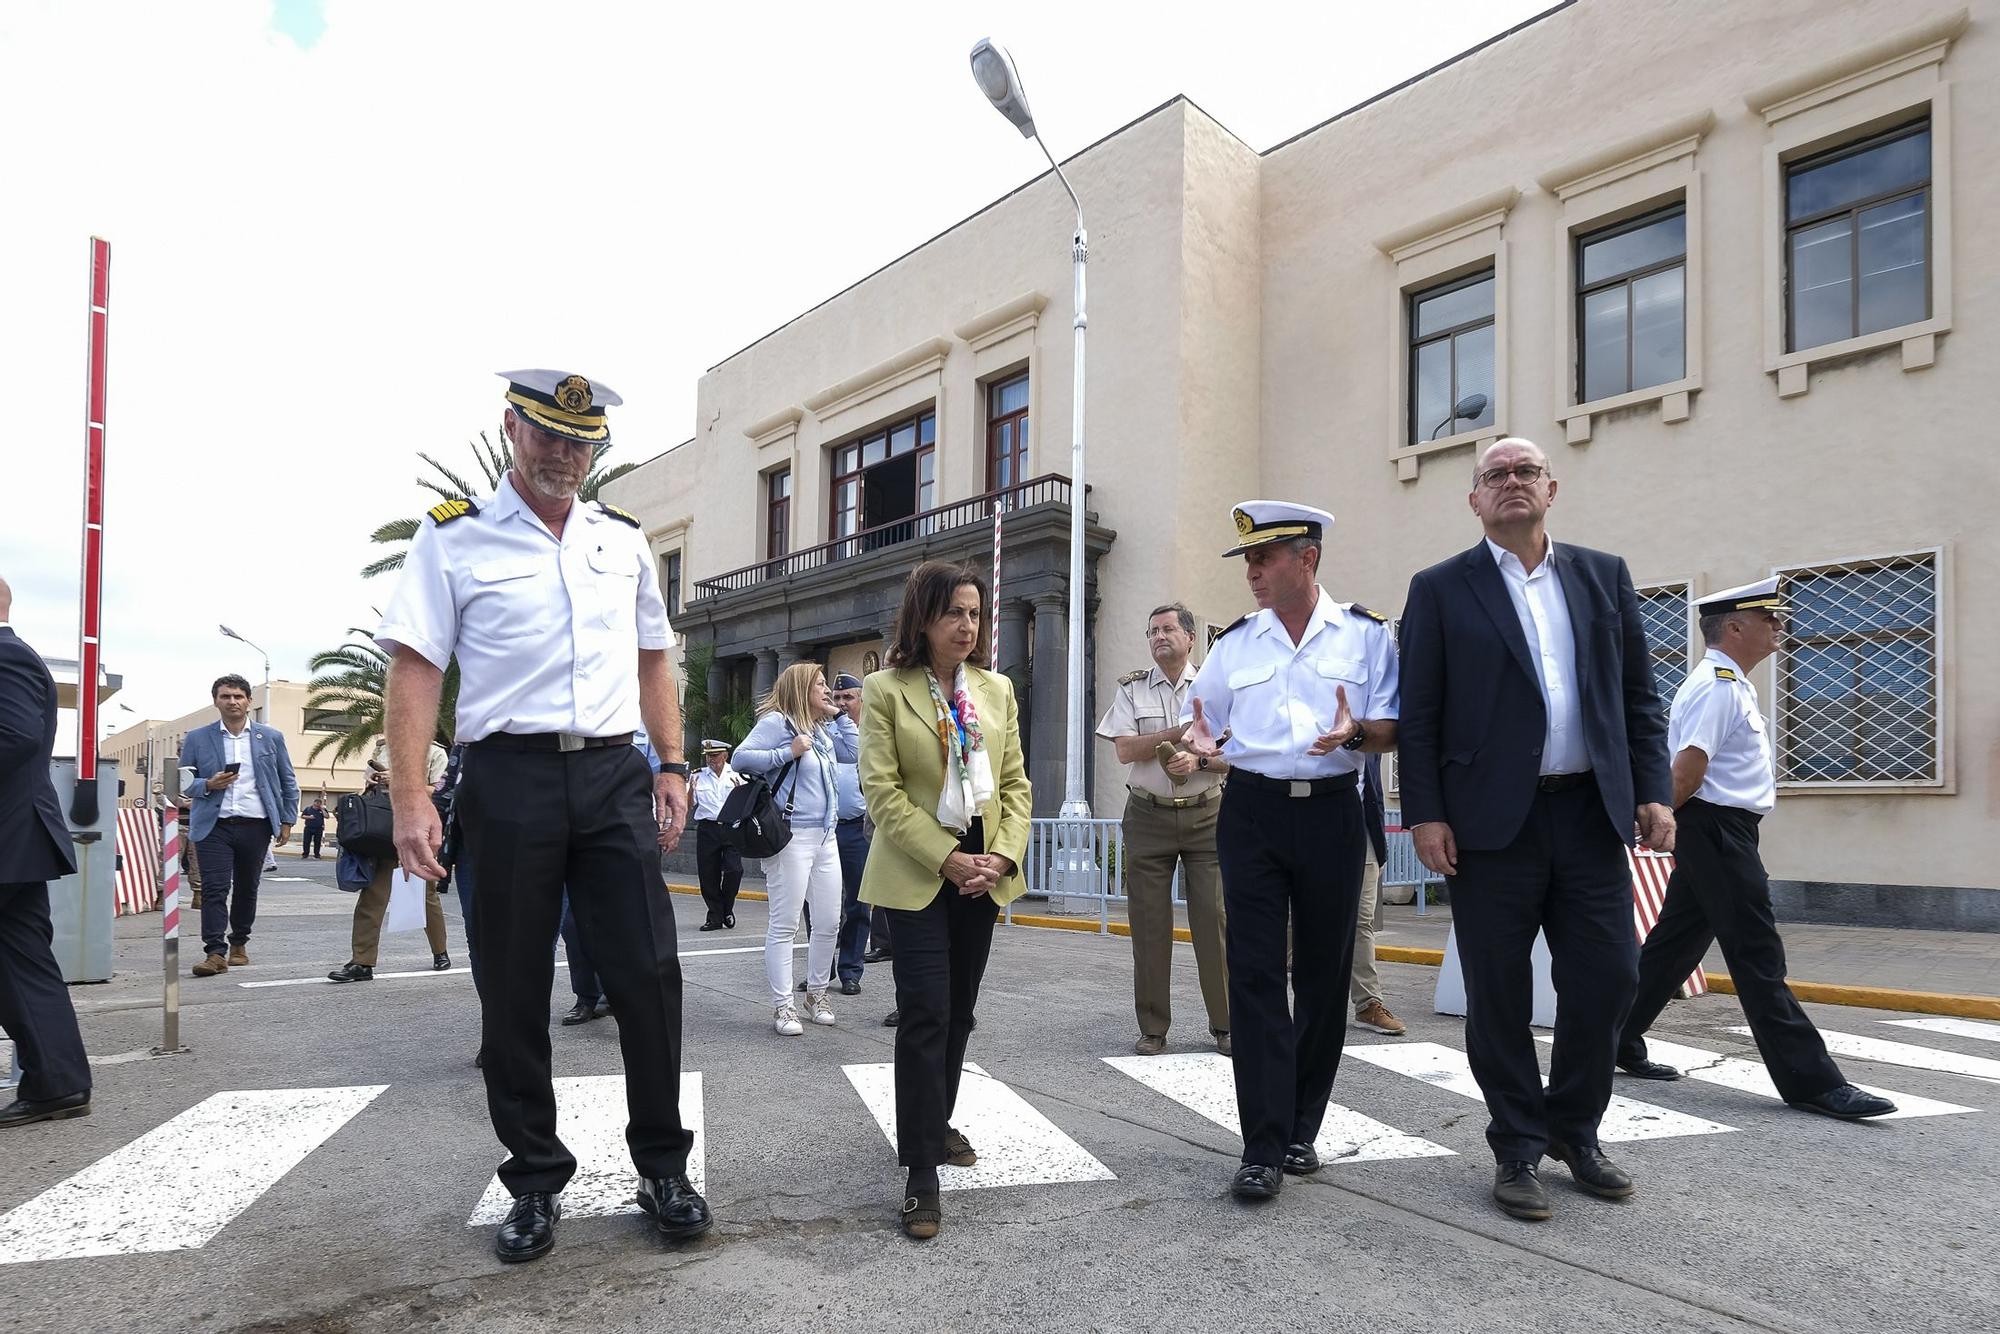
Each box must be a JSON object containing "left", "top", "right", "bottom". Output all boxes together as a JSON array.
[
  {"left": 1408, "top": 270, "right": 1497, "bottom": 445},
  {"left": 986, "top": 372, "right": 1031, "bottom": 495},
  {"left": 1785, "top": 119, "right": 1930, "bottom": 353},
  {"left": 663, "top": 550, "right": 682, "bottom": 619},
  {"left": 765, "top": 469, "right": 791, "bottom": 562},
  {"left": 1634, "top": 583, "right": 1693, "bottom": 716},
  {"left": 1577, "top": 205, "right": 1686, "bottom": 403},
  {"left": 829, "top": 408, "right": 936, "bottom": 556},
  {"left": 1775, "top": 550, "right": 1940, "bottom": 785}
]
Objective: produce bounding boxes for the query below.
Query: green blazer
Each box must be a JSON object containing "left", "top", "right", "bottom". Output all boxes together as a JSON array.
[{"left": 857, "top": 665, "right": 1033, "bottom": 911}]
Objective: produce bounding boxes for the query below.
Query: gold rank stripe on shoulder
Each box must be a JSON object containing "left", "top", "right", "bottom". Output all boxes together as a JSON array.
[
  {"left": 1714, "top": 667, "right": 1738, "bottom": 681},
  {"left": 428, "top": 498, "right": 477, "bottom": 525},
  {"left": 1117, "top": 669, "right": 1147, "bottom": 686},
  {"left": 1350, "top": 603, "right": 1390, "bottom": 624},
  {"left": 598, "top": 503, "right": 642, "bottom": 528}
]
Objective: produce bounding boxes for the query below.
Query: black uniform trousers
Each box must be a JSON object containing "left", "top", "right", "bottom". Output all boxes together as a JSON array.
[
  {"left": 885, "top": 820, "right": 997, "bottom": 1169},
  {"left": 0, "top": 881, "right": 91, "bottom": 1102},
  {"left": 456, "top": 739, "right": 693, "bottom": 1196},
  {"left": 1451, "top": 776, "right": 1636, "bottom": 1163},
  {"left": 694, "top": 819, "right": 743, "bottom": 925},
  {"left": 1215, "top": 778, "right": 1365, "bottom": 1170},
  {"left": 1619, "top": 799, "right": 1843, "bottom": 1103}
]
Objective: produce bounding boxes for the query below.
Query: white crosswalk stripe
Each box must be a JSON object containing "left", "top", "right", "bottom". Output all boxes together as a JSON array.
[
  {"left": 0, "top": 1085, "right": 386, "bottom": 1264},
  {"left": 466, "top": 1074, "right": 705, "bottom": 1225},
  {"left": 843, "top": 1062, "right": 1115, "bottom": 1190},
  {"left": 1745, "top": 1027, "right": 2000, "bottom": 1085},
  {"left": 1104, "top": 1051, "right": 1454, "bottom": 1163},
  {"left": 1883, "top": 1017, "right": 2000, "bottom": 1045},
  {"left": 1566, "top": 1036, "right": 1974, "bottom": 1120},
  {"left": 1346, "top": 1041, "right": 1738, "bottom": 1142}
]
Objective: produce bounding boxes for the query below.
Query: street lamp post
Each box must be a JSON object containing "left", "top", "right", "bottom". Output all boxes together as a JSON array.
[
  {"left": 219, "top": 624, "right": 271, "bottom": 724},
  {"left": 970, "top": 38, "right": 1093, "bottom": 825}
]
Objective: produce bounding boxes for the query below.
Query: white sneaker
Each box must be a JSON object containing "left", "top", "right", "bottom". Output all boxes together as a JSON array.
[
  {"left": 773, "top": 1003, "right": 804, "bottom": 1037},
  {"left": 804, "top": 991, "right": 837, "bottom": 1026}
]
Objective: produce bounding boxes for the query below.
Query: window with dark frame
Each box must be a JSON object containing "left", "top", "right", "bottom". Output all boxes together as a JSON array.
[
  {"left": 1576, "top": 204, "right": 1686, "bottom": 403},
  {"left": 1785, "top": 117, "right": 1930, "bottom": 353},
  {"left": 829, "top": 408, "right": 937, "bottom": 557},
  {"left": 766, "top": 469, "right": 791, "bottom": 562},
  {"left": 1408, "top": 270, "right": 1497, "bottom": 445},
  {"left": 663, "top": 550, "right": 682, "bottom": 619},
  {"left": 986, "top": 372, "right": 1030, "bottom": 495}
]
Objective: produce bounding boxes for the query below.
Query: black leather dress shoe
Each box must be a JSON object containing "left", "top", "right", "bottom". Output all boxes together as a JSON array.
[
  {"left": 433, "top": 952, "right": 451, "bottom": 971},
  {"left": 698, "top": 920, "right": 724, "bottom": 932},
  {"left": 636, "top": 1174, "right": 713, "bottom": 1240},
  {"left": 882, "top": 1008, "right": 899, "bottom": 1027},
  {"left": 1618, "top": 1058, "right": 1682, "bottom": 1081},
  {"left": 0, "top": 1091, "right": 91, "bottom": 1127},
  {"left": 594, "top": 1000, "right": 613, "bottom": 1020},
  {"left": 840, "top": 977, "right": 861, "bottom": 996},
  {"left": 327, "top": 962, "right": 374, "bottom": 983},
  {"left": 1231, "top": 1164, "right": 1283, "bottom": 1200},
  {"left": 723, "top": 913, "right": 736, "bottom": 929},
  {"left": 1282, "top": 1142, "right": 1321, "bottom": 1175},
  {"left": 494, "top": 1191, "right": 559, "bottom": 1262},
  {"left": 1545, "top": 1141, "right": 1634, "bottom": 1198},
  {"left": 1493, "top": 1161, "right": 1552, "bottom": 1220},
  {"left": 863, "top": 946, "right": 891, "bottom": 964},
  {"left": 560, "top": 1000, "right": 601, "bottom": 1026},
  {"left": 1790, "top": 1083, "right": 1898, "bottom": 1120}
]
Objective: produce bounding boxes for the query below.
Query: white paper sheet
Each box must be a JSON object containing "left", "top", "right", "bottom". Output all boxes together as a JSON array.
[{"left": 383, "top": 868, "right": 427, "bottom": 933}]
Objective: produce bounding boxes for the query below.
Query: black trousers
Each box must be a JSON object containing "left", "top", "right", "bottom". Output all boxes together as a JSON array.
[
  {"left": 835, "top": 818, "right": 872, "bottom": 982},
  {"left": 694, "top": 819, "right": 743, "bottom": 924},
  {"left": 1620, "top": 799, "right": 1843, "bottom": 1103},
  {"left": 1215, "top": 780, "right": 1365, "bottom": 1170},
  {"left": 457, "top": 740, "right": 693, "bottom": 1195},
  {"left": 885, "top": 821, "right": 997, "bottom": 1169},
  {"left": 196, "top": 817, "right": 272, "bottom": 956},
  {"left": 0, "top": 881, "right": 91, "bottom": 1102},
  {"left": 558, "top": 893, "right": 601, "bottom": 1005},
  {"left": 1452, "top": 778, "right": 1636, "bottom": 1162},
  {"left": 301, "top": 826, "right": 324, "bottom": 857}
]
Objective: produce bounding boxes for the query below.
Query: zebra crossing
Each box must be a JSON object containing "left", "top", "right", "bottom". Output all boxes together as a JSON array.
[{"left": 1, "top": 1016, "right": 1993, "bottom": 1267}]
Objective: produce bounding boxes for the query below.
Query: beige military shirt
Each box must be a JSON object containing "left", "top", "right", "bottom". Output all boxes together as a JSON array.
[{"left": 1095, "top": 664, "right": 1222, "bottom": 800}]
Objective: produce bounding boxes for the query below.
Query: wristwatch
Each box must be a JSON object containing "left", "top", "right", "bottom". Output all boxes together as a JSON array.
[
  {"left": 1196, "top": 756, "right": 1211, "bottom": 770},
  {"left": 660, "top": 761, "right": 690, "bottom": 778},
  {"left": 1341, "top": 726, "right": 1367, "bottom": 751}
]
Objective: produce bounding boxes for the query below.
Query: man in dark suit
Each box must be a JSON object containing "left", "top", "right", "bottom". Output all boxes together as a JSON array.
[
  {"left": 0, "top": 577, "right": 92, "bottom": 1126},
  {"left": 1399, "top": 438, "right": 1673, "bottom": 1222}
]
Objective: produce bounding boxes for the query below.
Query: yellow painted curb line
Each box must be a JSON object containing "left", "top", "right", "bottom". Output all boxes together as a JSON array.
[{"left": 666, "top": 882, "right": 2000, "bottom": 1020}]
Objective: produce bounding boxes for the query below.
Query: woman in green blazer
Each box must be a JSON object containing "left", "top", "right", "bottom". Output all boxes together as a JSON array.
[{"left": 858, "top": 561, "right": 1032, "bottom": 1239}]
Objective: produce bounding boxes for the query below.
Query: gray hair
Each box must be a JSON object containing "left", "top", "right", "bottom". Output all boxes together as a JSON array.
[
  {"left": 1148, "top": 602, "right": 1196, "bottom": 636},
  {"left": 1699, "top": 612, "right": 1735, "bottom": 646},
  {"left": 1285, "top": 536, "right": 1322, "bottom": 569}
]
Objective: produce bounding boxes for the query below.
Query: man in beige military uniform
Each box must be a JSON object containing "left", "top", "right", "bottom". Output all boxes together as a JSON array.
[{"left": 1096, "top": 602, "right": 1230, "bottom": 1057}]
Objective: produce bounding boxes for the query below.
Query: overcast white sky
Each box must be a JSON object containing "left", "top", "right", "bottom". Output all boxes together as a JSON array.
[{"left": 0, "top": 0, "right": 1553, "bottom": 739}]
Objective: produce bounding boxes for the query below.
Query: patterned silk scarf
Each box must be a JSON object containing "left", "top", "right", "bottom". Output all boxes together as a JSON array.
[{"left": 925, "top": 665, "right": 994, "bottom": 834}]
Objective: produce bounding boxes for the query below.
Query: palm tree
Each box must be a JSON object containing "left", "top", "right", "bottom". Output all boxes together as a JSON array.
[
  {"left": 361, "top": 428, "right": 642, "bottom": 578},
  {"left": 303, "top": 631, "right": 459, "bottom": 763}
]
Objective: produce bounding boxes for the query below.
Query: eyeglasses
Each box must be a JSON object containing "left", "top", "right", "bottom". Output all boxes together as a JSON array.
[{"left": 1477, "top": 463, "right": 1548, "bottom": 489}]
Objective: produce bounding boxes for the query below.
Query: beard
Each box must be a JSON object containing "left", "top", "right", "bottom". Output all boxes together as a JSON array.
[{"left": 522, "top": 460, "right": 583, "bottom": 502}]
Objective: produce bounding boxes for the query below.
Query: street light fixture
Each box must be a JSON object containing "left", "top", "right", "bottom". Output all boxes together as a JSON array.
[
  {"left": 219, "top": 624, "right": 271, "bottom": 724},
  {"left": 1429, "top": 393, "right": 1490, "bottom": 440},
  {"left": 969, "top": 37, "right": 1093, "bottom": 826}
]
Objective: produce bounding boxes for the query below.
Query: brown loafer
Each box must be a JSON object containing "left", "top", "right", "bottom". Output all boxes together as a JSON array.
[
  {"left": 944, "top": 1127, "right": 976, "bottom": 1168},
  {"left": 1134, "top": 1034, "right": 1166, "bottom": 1056},
  {"left": 192, "top": 953, "right": 228, "bottom": 977},
  {"left": 227, "top": 946, "right": 250, "bottom": 967},
  {"left": 899, "top": 1190, "right": 940, "bottom": 1240}
]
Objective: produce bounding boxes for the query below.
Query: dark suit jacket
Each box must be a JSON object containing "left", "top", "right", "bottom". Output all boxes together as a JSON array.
[
  {"left": 1397, "top": 540, "right": 1670, "bottom": 852},
  {"left": 1361, "top": 753, "right": 1388, "bottom": 866},
  {"left": 0, "top": 626, "right": 79, "bottom": 883}
]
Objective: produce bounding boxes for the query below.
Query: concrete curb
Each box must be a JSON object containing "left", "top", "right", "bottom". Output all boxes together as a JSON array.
[{"left": 664, "top": 883, "right": 2000, "bottom": 1021}]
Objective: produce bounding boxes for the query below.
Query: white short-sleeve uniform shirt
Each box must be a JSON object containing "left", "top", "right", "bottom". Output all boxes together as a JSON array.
[
  {"left": 1183, "top": 587, "right": 1400, "bottom": 782},
  {"left": 1667, "top": 648, "right": 1775, "bottom": 814},
  {"left": 374, "top": 474, "right": 673, "bottom": 743}
]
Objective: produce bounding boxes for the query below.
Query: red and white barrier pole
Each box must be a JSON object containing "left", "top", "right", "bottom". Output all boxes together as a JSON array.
[
  {"left": 156, "top": 806, "right": 187, "bottom": 1055},
  {"left": 991, "top": 493, "right": 1005, "bottom": 663},
  {"left": 71, "top": 237, "right": 111, "bottom": 830}
]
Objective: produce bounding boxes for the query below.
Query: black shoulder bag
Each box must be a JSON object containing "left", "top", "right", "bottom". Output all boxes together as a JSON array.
[{"left": 715, "top": 756, "right": 799, "bottom": 858}]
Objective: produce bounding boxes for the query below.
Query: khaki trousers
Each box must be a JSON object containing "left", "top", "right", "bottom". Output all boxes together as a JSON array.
[
  {"left": 1123, "top": 791, "right": 1229, "bottom": 1039},
  {"left": 350, "top": 861, "right": 446, "bottom": 965},
  {"left": 1349, "top": 860, "right": 1384, "bottom": 1010}
]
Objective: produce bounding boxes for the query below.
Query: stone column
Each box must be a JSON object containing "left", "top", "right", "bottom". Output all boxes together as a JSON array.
[
  {"left": 705, "top": 655, "right": 728, "bottom": 745},
  {"left": 994, "top": 598, "right": 1031, "bottom": 684},
  {"left": 778, "top": 643, "right": 808, "bottom": 672},
  {"left": 1028, "top": 593, "right": 1068, "bottom": 818},
  {"left": 752, "top": 649, "right": 780, "bottom": 702}
]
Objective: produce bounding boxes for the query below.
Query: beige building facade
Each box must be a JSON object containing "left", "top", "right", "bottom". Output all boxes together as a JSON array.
[
  {"left": 102, "top": 679, "right": 373, "bottom": 806},
  {"left": 608, "top": 0, "right": 1998, "bottom": 925}
]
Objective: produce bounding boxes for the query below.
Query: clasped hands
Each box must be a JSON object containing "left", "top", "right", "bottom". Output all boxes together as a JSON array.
[{"left": 941, "top": 849, "right": 1014, "bottom": 897}]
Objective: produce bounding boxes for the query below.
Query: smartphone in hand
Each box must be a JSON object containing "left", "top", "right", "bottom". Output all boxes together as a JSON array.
[{"left": 223, "top": 762, "right": 242, "bottom": 775}]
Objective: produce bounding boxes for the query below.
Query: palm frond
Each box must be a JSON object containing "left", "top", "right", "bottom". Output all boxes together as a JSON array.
[
  {"left": 362, "top": 551, "right": 407, "bottom": 578},
  {"left": 581, "top": 460, "right": 640, "bottom": 501},
  {"left": 416, "top": 451, "right": 482, "bottom": 499},
  {"left": 370, "top": 518, "right": 421, "bottom": 544}
]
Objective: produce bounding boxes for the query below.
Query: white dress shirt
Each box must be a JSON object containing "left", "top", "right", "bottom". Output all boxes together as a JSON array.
[
  {"left": 691, "top": 764, "right": 743, "bottom": 822},
  {"left": 1669, "top": 649, "right": 1776, "bottom": 814},
  {"left": 1183, "top": 587, "right": 1400, "bottom": 782},
  {"left": 218, "top": 723, "right": 268, "bottom": 820},
  {"left": 375, "top": 474, "right": 673, "bottom": 743},
  {"left": 1486, "top": 537, "right": 1587, "bottom": 775}
]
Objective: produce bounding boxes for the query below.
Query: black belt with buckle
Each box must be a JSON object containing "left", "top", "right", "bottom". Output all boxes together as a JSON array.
[
  {"left": 1537, "top": 771, "right": 1595, "bottom": 793},
  {"left": 1228, "top": 768, "right": 1358, "bottom": 799},
  {"left": 474, "top": 731, "right": 634, "bottom": 753},
  {"left": 838, "top": 815, "right": 864, "bottom": 826}
]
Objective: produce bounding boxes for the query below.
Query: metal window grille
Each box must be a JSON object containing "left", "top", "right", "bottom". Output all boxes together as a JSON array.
[
  {"left": 1635, "top": 583, "right": 1693, "bottom": 714},
  {"left": 1774, "top": 551, "right": 1940, "bottom": 785}
]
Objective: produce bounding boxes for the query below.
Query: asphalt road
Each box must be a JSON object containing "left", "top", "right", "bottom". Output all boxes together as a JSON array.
[{"left": 2, "top": 858, "right": 1995, "bottom": 1334}]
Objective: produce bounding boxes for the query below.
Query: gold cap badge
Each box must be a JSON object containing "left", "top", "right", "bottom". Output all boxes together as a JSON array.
[{"left": 555, "top": 375, "right": 593, "bottom": 414}]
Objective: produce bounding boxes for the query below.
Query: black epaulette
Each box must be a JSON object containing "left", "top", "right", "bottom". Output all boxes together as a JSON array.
[
  {"left": 1350, "top": 603, "right": 1390, "bottom": 624},
  {"left": 1714, "top": 667, "right": 1738, "bottom": 682},
  {"left": 1213, "top": 614, "right": 1250, "bottom": 641},
  {"left": 598, "top": 502, "right": 642, "bottom": 529},
  {"left": 1117, "top": 669, "right": 1147, "bottom": 686},
  {"left": 428, "top": 498, "right": 478, "bottom": 525}
]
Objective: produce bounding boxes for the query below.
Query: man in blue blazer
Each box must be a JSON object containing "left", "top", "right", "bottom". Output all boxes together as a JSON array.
[
  {"left": 180, "top": 674, "right": 299, "bottom": 976},
  {"left": 0, "top": 579, "right": 93, "bottom": 1125},
  {"left": 1399, "top": 438, "right": 1673, "bottom": 1223}
]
